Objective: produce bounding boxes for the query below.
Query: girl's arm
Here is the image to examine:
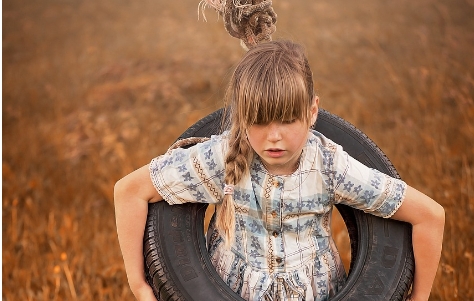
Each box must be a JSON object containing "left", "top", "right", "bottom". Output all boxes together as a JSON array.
[
  {"left": 114, "top": 164, "right": 163, "bottom": 301},
  {"left": 390, "top": 185, "right": 445, "bottom": 301}
]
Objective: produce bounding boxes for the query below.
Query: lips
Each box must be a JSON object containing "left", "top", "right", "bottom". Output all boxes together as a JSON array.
[{"left": 265, "top": 148, "right": 285, "bottom": 158}]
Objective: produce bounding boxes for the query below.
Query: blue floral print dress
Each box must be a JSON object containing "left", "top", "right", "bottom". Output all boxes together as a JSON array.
[{"left": 149, "top": 131, "right": 406, "bottom": 301}]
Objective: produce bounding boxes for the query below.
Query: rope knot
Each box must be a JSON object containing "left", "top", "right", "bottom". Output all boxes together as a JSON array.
[{"left": 200, "top": 0, "right": 277, "bottom": 49}]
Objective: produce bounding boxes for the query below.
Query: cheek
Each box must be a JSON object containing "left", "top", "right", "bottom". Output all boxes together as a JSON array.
[
  {"left": 247, "top": 127, "right": 263, "bottom": 141},
  {"left": 290, "top": 125, "right": 310, "bottom": 147},
  {"left": 248, "top": 135, "right": 263, "bottom": 148},
  {"left": 246, "top": 130, "right": 260, "bottom": 149}
]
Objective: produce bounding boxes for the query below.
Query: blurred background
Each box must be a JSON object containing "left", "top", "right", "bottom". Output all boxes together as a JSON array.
[{"left": 2, "top": 0, "right": 473, "bottom": 299}]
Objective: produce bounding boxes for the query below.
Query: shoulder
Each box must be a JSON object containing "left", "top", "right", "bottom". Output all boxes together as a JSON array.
[
  {"left": 151, "top": 132, "right": 229, "bottom": 171},
  {"left": 300, "top": 130, "right": 349, "bottom": 173},
  {"left": 306, "top": 130, "right": 342, "bottom": 154},
  {"left": 196, "top": 132, "right": 229, "bottom": 155},
  {"left": 171, "top": 131, "right": 229, "bottom": 156}
]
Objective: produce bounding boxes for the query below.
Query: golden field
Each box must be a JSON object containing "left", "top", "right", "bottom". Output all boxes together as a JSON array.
[{"left": 2, "top": 0, "right": 473, "bottom": 300}]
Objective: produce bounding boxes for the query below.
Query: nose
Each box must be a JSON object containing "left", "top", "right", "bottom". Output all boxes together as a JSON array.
[{"left": 267, "top": 122, "right": 282, "bottom": 142}]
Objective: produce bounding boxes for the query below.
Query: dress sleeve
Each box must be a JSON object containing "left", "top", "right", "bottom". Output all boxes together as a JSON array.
[
  {"left": 149, "top": 134, "right": 227, "bottom": 205},
  {"left": 331, "top": 144, "right": 407, "bottom": 218}
]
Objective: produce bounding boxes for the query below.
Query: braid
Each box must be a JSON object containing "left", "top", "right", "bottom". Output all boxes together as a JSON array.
[{"left": 216, "top": 125, "right": 253, "bottom": 248}]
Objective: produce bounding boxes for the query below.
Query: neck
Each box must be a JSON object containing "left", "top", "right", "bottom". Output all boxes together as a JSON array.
[{"left": 259, "top": 153, "right": 302, "bottom": 176}]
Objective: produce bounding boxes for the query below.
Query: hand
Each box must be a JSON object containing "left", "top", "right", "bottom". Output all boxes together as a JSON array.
[{"left": 132, "top": 282, "right": 158, "bottom": 301}]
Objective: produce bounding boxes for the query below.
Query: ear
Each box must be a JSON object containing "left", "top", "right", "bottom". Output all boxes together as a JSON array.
[{"left": 310, "top": 96, "right": 319, "bottom": 126}]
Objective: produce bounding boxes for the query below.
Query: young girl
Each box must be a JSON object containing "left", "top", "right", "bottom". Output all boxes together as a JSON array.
[{"left": 114, "top": 40, "right": 444, "bottom": 301}]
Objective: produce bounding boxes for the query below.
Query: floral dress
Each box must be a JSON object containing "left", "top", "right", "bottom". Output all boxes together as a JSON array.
[{"left": 149, "top": 131, "right": 406, "bottom": 301}]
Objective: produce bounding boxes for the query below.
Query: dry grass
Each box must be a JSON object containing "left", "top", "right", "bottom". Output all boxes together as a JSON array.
[{"left": 3, "top": 0, "right": 473, "bottom": 300}]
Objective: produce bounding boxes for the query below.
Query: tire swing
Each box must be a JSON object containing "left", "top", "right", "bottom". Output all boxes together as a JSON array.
[{"left": 143, "top": 108, "right": 414, "bottom": 301}]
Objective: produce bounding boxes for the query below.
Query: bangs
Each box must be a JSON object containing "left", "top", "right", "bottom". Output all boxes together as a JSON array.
[{"left": 238, "top": 71, "right": 312, "bottom": 127}]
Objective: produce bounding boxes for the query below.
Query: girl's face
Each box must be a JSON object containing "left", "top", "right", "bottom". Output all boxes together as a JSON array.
[{"left": 246, "top": 98, "right": 319, "bottom": 175}]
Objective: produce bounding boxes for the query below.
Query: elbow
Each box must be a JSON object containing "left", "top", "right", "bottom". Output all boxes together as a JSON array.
[
  {"left": 114, "top": 177, "right": 129, "bottom": 205},
  {"left": 434, "top": 202, "right": 445, "bottom": 228},
  {"left": 432, "top": 202, "right": 445, "bottom": 247},
  {"left": 427, "top": 201, "right": 445, "bottom": 235}
]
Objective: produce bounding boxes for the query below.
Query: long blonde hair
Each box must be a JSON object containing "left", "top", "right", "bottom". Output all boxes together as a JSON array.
[{"left": 217, "top": 40, "right": 316, "bottom": 248}]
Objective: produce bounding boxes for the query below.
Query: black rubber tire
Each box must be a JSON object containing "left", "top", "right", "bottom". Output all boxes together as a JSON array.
[{"left": 144, "top": 108, "right": 414, "bottom": 301}]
